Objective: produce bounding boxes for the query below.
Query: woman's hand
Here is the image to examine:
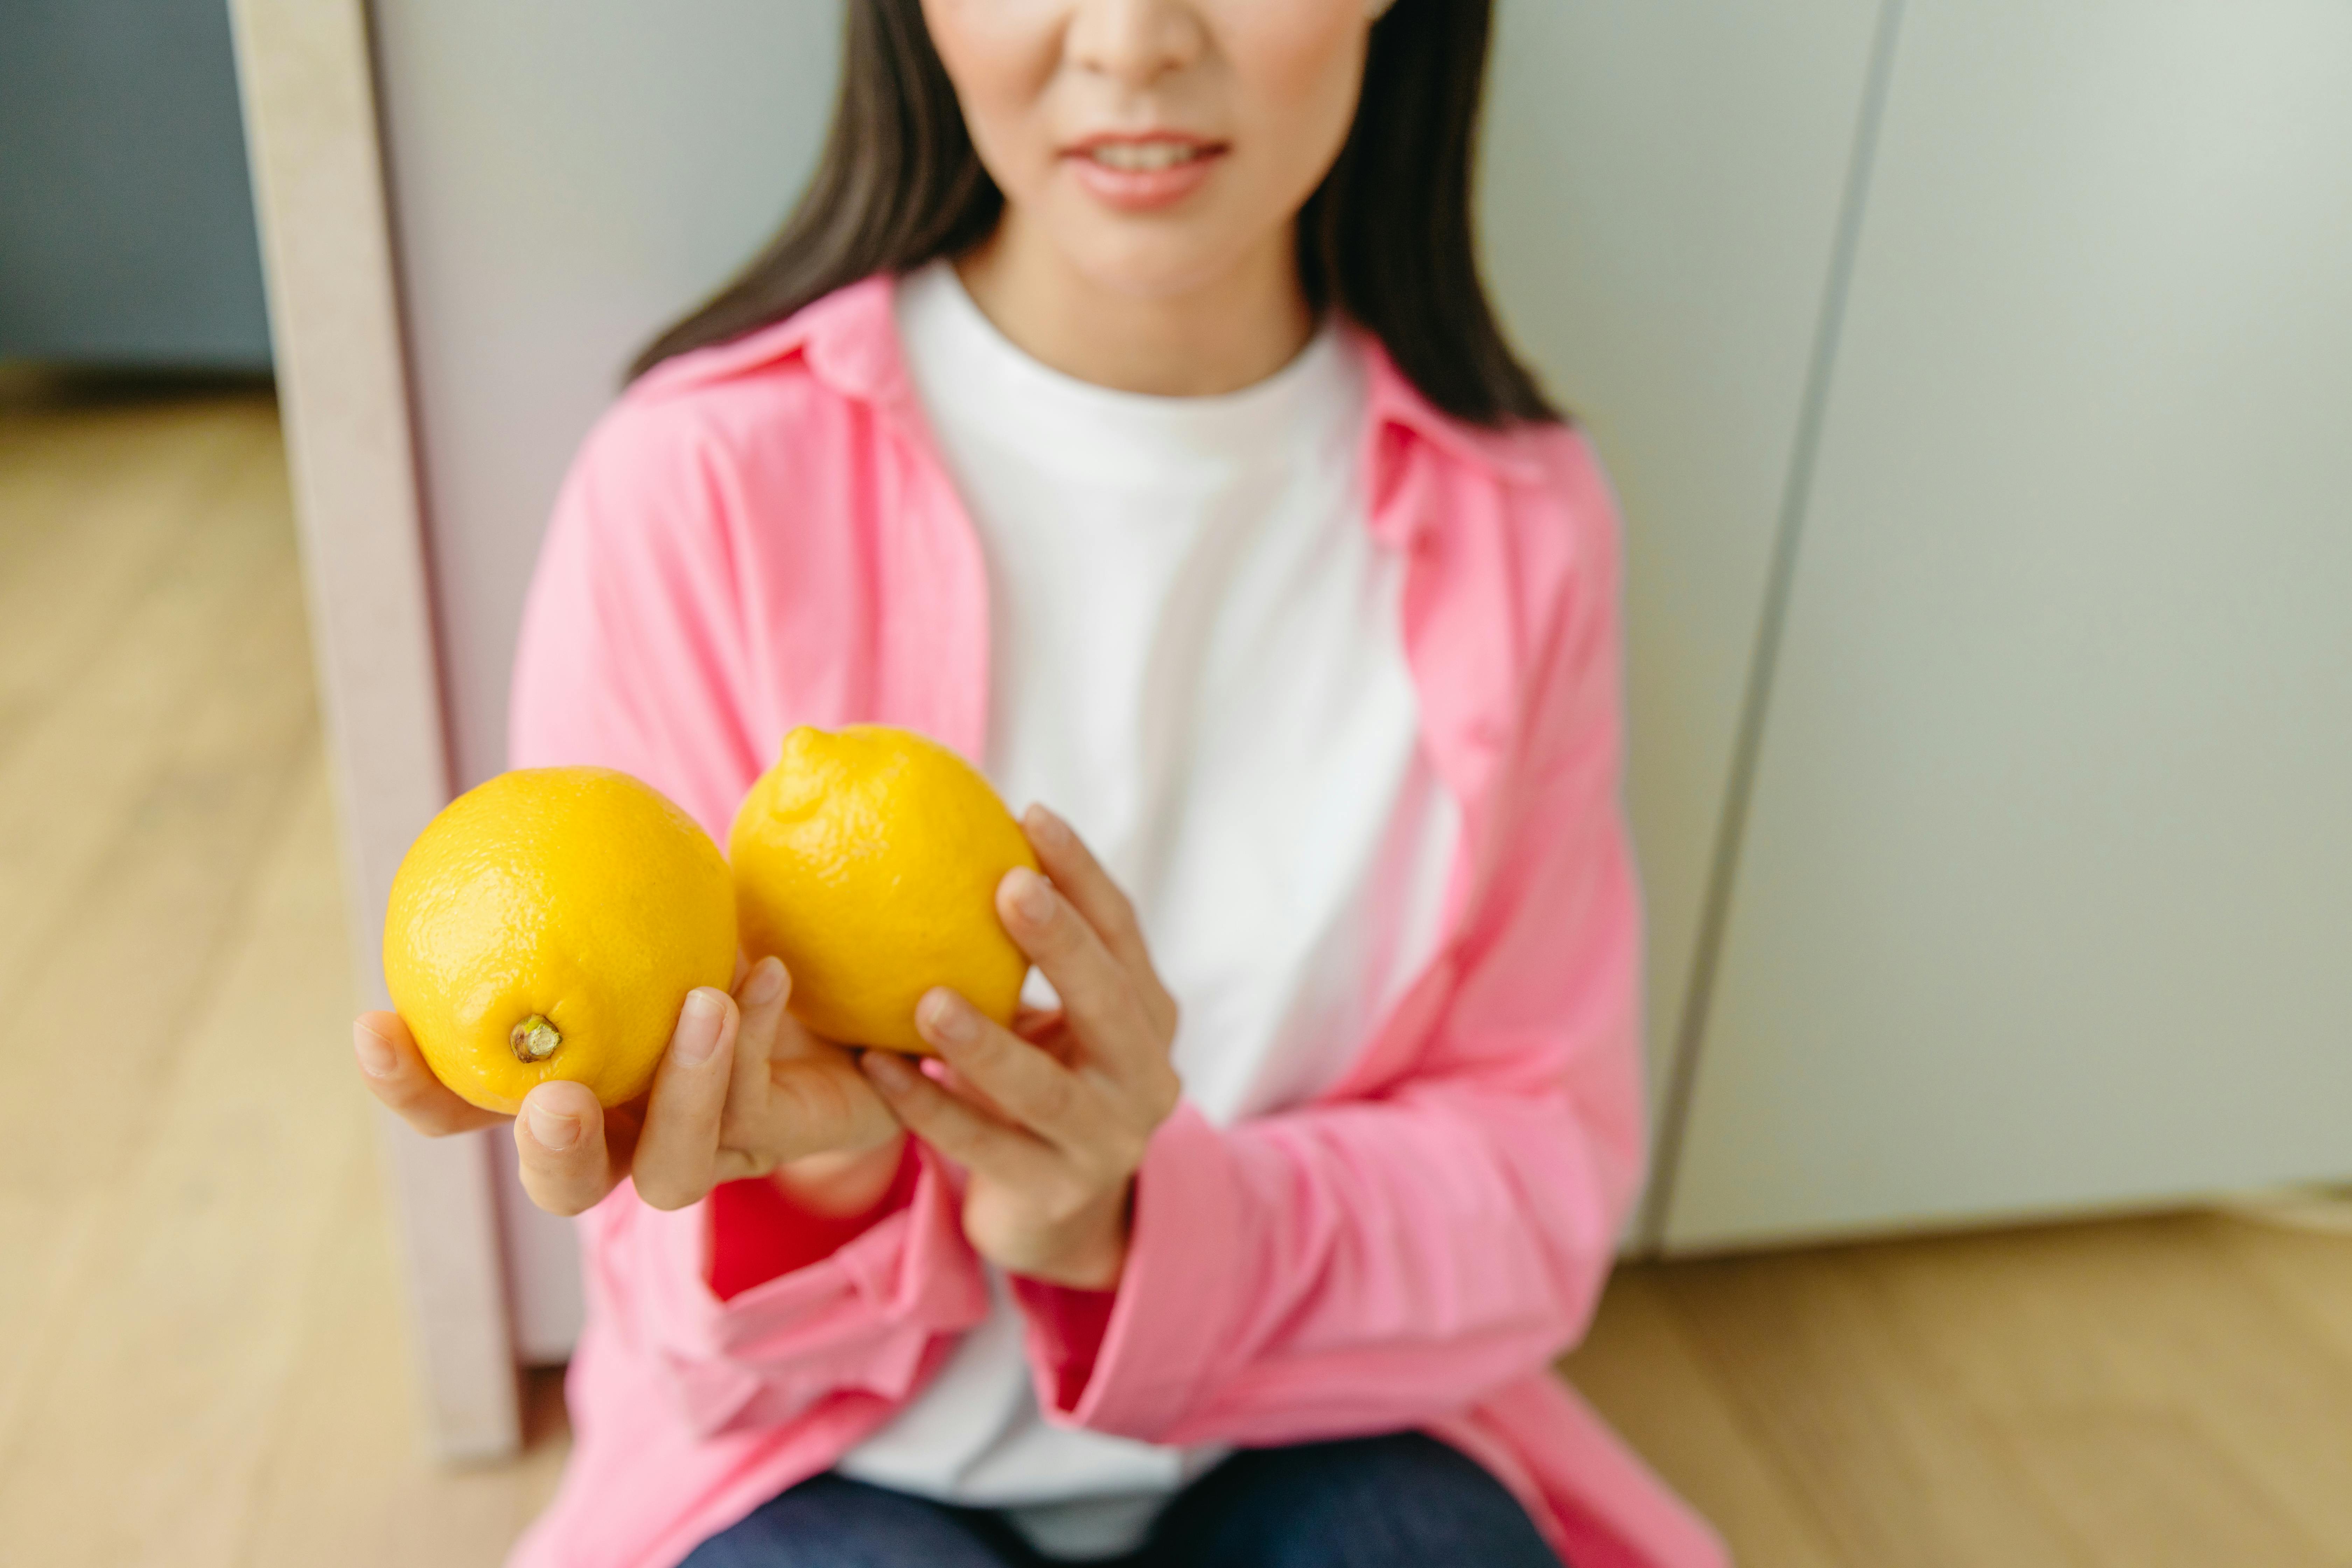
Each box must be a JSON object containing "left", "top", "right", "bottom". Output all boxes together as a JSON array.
[
  {"left": 859, "top": 806, "right": 1181, "bottom": 1290},
  {"left": 354, "top": 955, "right": 902, "bottom": 1217}
]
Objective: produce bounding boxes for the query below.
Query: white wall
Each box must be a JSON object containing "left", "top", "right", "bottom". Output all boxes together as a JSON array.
[{"left": 372, "top": 0, "right": 846, "bottom": 793}]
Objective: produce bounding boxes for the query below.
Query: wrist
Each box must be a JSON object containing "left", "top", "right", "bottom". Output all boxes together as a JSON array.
[
  {"left": 769, "top": 1131, "right": 908, "bottom": 1218},
  {"left": 1027, "top": 1184, "right": 1132, "bottom": 1292}
]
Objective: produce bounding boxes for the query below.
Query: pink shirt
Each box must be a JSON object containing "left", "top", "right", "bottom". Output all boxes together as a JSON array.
[{"left": 504, "top": 276, "right": 1727, "bottom": 1568}]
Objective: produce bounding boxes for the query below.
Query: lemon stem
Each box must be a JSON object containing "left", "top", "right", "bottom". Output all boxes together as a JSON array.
[{"left": 510, "top": 1015, "right": 561, "bottom": 1063}]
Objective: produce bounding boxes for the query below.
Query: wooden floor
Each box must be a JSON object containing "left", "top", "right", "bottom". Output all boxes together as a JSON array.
[{"left": 2, "top": 378, "right": 2345, "bottom": 1567}]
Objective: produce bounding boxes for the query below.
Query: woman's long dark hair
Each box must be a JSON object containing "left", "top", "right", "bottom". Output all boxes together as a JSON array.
[{"left": 629, "top": 0, "right": 1557, "bottom": 427}]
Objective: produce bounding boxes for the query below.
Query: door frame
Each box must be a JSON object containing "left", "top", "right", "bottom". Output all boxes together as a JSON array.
[{"left": 227, "top": 0, "right": 520, "bottom": 1460}]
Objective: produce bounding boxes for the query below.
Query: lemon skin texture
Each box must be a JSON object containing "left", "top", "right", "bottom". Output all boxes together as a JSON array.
[
  {"left": 729, "top": 726, "right": 1037, "bottom": 1055},
  {"left": 383, "top": 767, "right": 737, "bottom": 1115}
]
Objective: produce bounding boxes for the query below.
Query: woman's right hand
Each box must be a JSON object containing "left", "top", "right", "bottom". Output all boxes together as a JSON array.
[{"left": 352, "top": 955, "right": 904, "bottom": 1216}]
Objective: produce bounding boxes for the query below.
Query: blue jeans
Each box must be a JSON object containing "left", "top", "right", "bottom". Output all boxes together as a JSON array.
[{"left": 680, "top": 1432, "right": 1564, "bottom": 1568}]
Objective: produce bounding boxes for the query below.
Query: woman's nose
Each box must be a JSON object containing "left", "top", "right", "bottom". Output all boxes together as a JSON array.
[{"left": 1064, "top": 0, "right": 1208, "bottom": 88}]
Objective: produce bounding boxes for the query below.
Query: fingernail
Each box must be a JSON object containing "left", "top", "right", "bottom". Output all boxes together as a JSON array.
[
  {"left": 744, "top": 957, "right": 787, "bottom": 1006},
  {"left": 919, "top": 989, "right": 973, "bottom": 1044},
  {"left": 861, "top": 1050, "right": 915, "bottom": 1088},
  {"left": 525, "top": 1100, "right": 580, "bottom": 1151},
  {"left": 1027, "top": 805, "right": 1071, "bottom": 846},
  {"left": 676, "top": 988, "right": 728, "bottom": 1066},
  {"left": 353, "top": 1025, "right": 398, "bottom": 1078},
  {"left": 1008, "top": 867, "right": 1053, "bottom": 925}
]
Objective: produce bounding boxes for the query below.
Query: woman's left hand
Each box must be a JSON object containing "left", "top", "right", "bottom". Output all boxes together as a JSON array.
[{"left": 859, "top": 806, "right": 1181, "bottom": 1290}]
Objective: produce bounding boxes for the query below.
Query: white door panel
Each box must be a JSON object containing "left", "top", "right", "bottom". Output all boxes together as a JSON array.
[
  {"left": 1481, "top": 0, "right": 1885, "bottom": 1126},
  {"left": 1666, "top": 0, "right": 2352, "bottom": 1249}
]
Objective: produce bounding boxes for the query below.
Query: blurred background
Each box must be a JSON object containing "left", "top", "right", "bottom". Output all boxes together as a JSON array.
[{"left": 1, "top": 0, "right": 2347, "bottom": 1563}]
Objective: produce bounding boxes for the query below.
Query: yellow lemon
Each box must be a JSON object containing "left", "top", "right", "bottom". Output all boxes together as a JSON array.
[
  {"left": 729, "top": 725, "right": 1036, "bottom": 1054},
  {"left": 384, "top": 767, "right": 736, "bottom": 1114}
]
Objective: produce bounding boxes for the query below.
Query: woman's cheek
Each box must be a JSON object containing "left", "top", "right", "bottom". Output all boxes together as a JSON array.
[
  {"left": 1215, "top": 0, "right": 1368, "bottom": 90},
  {"left": 1222, "top": 10, "right": 1367, "bottom": 208},
  {"left": 920, "top": 0, "right": 1065, "bottom": 198}
]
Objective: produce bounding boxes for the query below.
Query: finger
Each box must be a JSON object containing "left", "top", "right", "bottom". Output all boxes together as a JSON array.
[
  {"left": 860, "top": 1049, "right": 1059, "bottom": 1187},
  {"left": 996, "top": 863, "right": 1161, "bottom": 1073},
  {"left": 1021, "top": 807, "right": 1162, "bottom": 994},
  {"left": 1012, "top": 1004, "right": 1063, "bottom": 1036},
  {"left": 916, "top": 989, "right": 1101, "bottom": 1153},
  {"left": 726, "top": 955, "right": 903, "bottom": 1161},
  {"left": 1013, "top": 1010, "right": 1083, "bottom": 1071},
  {"left": 354, "top": 1013, "right": 504, "bottom": 1135},
  {"left": 766, "top": 1044, "right": 905, "bottom": 1156},
  {"left": 515, "top": 1079, "right": 618, "bottom": 1216},
  {"left": 723, "top": 957, "right": 789, "bottom": 1143},
  {"left": 720, "top": 1023, "right": 905, "bottom": 1167},
  {"left": 630, "top": 987, "right": 738, "bottom": 1210}
]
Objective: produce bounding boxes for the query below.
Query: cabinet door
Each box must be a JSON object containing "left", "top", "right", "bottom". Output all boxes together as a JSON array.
[
  {"left": 1479, "top": 0, "right": 1885, "bottom": 1126},
  {"left": 1665, "top": 0, "right": 2352, "bottom": 1250}
]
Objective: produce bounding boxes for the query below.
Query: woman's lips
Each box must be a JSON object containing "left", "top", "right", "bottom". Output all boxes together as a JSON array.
[{"left": 1062, "top": 136, "right": 1227, "bottom": 212}]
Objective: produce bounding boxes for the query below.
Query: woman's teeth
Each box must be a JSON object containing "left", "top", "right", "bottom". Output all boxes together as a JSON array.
[{"left": 1087, "top": 142, "right": 1206, "bottom": 172}]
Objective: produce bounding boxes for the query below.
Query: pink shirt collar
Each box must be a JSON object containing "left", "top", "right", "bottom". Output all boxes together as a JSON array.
[{"left": 635, "top": 271, "right": 1550, "bottom": 532}]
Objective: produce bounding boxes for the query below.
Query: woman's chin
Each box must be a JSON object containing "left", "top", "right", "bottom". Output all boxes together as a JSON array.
[{"left": 1032, "top": 214, "right": 1271, "bottom": 306}]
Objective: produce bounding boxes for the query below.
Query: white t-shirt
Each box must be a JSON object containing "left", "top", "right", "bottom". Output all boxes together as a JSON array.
[{"left": 836, "top": 261, "right": 1459, "bottom": 1558}]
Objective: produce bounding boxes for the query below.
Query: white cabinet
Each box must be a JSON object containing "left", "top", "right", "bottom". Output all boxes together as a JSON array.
[
  {"left": 1661, "top": 0, "right": 2352, "bottom": 1250},
  {"left": 1480, "top": 0, "right": 1887, "bottom": 1140}
]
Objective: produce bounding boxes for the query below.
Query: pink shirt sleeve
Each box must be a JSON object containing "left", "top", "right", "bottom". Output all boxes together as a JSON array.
[
  {"left": 1014, "top": 446, "right": 1646, "bottom": 1447},
  {"left": 507, "top": 395, "right": 989, "bottom": 1437}
]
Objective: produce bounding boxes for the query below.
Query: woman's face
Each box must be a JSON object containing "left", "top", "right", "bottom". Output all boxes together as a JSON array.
[{"left": 921, "top": 0, "right": 1375, "bottom": 299}]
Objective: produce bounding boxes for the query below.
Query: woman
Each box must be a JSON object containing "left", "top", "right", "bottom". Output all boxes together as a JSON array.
[{"left": 352, "top": 2, "right": 1724, "bottom": 1564}]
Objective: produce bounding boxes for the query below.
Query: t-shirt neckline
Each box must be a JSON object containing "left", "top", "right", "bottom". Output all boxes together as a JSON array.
[{"left": 895, "top": 259, "right": 1358, "bottom": 478}]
